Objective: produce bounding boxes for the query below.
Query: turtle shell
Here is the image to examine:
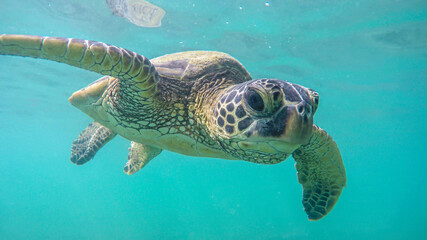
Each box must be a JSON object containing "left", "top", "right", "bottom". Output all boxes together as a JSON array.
[{"left": 150, "top": 51, "right": 252, "bottom": 83}]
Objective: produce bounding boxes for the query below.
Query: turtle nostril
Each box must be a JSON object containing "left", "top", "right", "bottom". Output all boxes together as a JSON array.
[{"left": 297, "top": 105, "right": 304, "bottom": 114}]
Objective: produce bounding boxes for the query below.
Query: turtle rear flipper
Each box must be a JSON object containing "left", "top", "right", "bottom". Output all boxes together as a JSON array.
[
  {"left": 71, "top": 122, "right": 116, "bottom": 165},
  {"left": 293, "top": 125, "right": 347, "bottom": 220},
  {"left": 124, "top": 142, "right": 162, "bottom": 175}
]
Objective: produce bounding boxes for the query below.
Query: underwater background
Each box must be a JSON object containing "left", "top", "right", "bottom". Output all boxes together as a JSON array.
[{"left": 0, "top": 0, "right": 426, "bottom": 239}]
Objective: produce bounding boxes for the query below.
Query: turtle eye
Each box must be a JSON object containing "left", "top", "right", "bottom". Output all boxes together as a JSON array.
[{"left": 245, "top": 88, "right": 264, "bottom": 112}]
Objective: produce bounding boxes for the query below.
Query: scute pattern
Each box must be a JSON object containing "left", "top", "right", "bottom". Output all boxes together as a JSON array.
[
  {"left": 70, "top": 122, "right": 116, "bottom": 165},
  {"left": 210, "top": 79, "right": 294, "bottom": 164},
  {"left": 99, "top": 75, "right": 216, "bottom": 153},
  {"left": 0, "top": 35, "right": 159, "bottom": 99},
  {"left": 293, "top": 126, "right": 346, "bottom": 220},
  {"left": 0, "top": 34, "right": 346, "bottom": 220},
  {"left": 219, "top": 138, "right": 290, "bottom": 164},
  {"left": 213, "top": 85, "right": 253, "bottom": 136}
]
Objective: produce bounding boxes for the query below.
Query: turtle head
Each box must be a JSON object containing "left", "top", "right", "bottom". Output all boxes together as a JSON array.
[{"left": 212, "top": 79, "right": 319, "bottom": 155}]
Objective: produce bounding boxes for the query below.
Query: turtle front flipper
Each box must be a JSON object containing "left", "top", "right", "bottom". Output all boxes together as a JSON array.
[
  {"left": 71, "top": 122, "right": 117, "bottom": 165},
  {"left": 292, "top": 125, "right": 347, "bottom": 220},
  {"left": 0, "top": 34, "right": 158, "bottom": 99},
  {"left": 124, "top": 142, "right": 162, "bottom": 175}
]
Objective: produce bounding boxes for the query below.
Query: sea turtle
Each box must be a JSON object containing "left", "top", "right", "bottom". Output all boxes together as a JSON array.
[{"left": 0, "top": 34, "right": 346, "bottom": 220}]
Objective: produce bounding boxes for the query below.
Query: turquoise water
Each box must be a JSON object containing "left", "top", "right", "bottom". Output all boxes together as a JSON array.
[{"left": 0, "top": 0, "right": 426, "bottom": 239}]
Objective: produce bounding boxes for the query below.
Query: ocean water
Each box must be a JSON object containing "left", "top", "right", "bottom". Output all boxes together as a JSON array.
[{"left": 0, "top": 0, "right": 426, "bottom": 239}]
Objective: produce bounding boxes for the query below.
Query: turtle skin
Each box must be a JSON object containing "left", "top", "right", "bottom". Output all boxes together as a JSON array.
[{"left": 0, "top": 34, "right": 346, "bottom": 220}]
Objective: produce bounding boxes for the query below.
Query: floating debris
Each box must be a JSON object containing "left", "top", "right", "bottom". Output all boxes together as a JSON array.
[{"left": 106, "top": 0, "right": 165, "bottom": 28}]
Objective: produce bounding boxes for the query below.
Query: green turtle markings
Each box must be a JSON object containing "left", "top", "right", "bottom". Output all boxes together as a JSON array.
[{"left": 0, "top": 34, "right": 346, "bottom": 220}]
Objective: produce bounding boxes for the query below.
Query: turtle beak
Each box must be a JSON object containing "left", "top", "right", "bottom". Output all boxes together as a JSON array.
[
  {"left": 265, "top": 103, "right": 313, "bottom": 153},
  {"left": 281, "top": 102, "right": 314, "bottom": 144},
  {"left": 250, "top": 101, "right": 313, "bottom": 145}
]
